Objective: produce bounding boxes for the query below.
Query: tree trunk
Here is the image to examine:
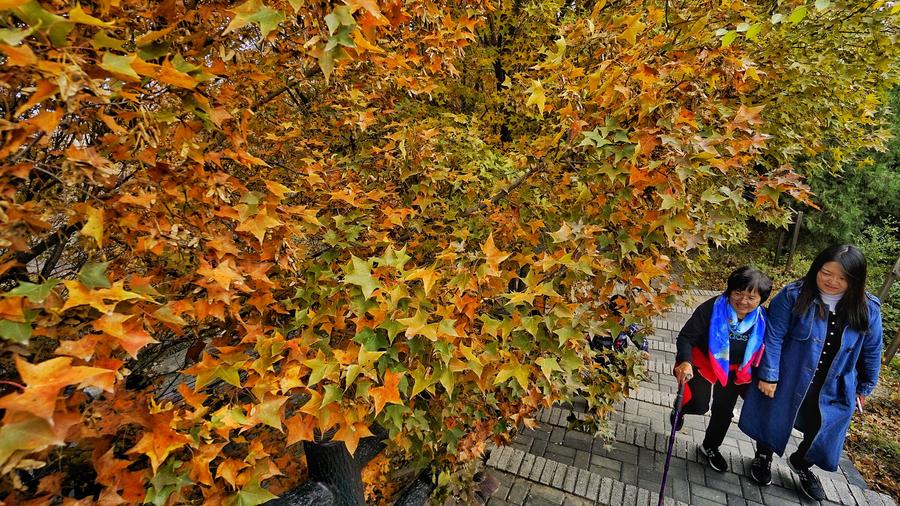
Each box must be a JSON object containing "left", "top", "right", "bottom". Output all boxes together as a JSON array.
[{"left": 304, "top": 439, "right": 366, "bottom": 506}]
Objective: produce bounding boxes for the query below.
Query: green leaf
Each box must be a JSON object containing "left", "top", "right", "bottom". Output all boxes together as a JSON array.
[
  {"left": 99, "top": 52, "right": 139, "bottom": 80},
  {"left": 700, "top": 187, "right": 728, "bottom": 204},
  {"left": 91, "top": 30, "right": 125, "bottom": 51},
  {"left": 344, "top": 255, "right": 380, "bottom": 299},
  {"left": 745, "top": 23, "right": 763, "bottom": 41},
  {"left": 814, "top": 0, "right": 830, "bottom": 10},
  {"left": 787, "top": 6, "right": 807, "bottom": 24},
  {"left": 770, "top": 13, "right": 784, "bottom": 24},
  {"left": 535, "top": 357, "right": 562, "bottom": 381},
  {"left": 0, "top": 27, "right": 33, "bottom": 45},
  {"left": 736, "top": 22, "right": 750, "bottom": 32},
  {"left": 224, "top": 0, "right": 285, "bottom": 38},
  {"left": 78, "top": 262, "right": 111, "bottom": 289},
  {"left": 14, "top": 0, "right": 73, "bottom": 47},
  {"left": 721, "top": 30, "right": 737, "bottom": 48},
  {"left": 4, "top": 279, "right": 59, "bottom": 302},
  {"left": 0, "top": 320, "right": 31, "bottom": 344},
  {"left": 144, "top": 459, "right": 190, "bottom": 506},
  {"left": 324, "top": 6, "right": 355, "bottom": 35},
  {"left": 229, "top": 481, "right": 278, "bottom": 506}
]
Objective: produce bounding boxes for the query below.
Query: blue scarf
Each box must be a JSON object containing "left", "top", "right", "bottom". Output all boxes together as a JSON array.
[{"left": 708, "top": 295, "right": 766, "bottom": 385}]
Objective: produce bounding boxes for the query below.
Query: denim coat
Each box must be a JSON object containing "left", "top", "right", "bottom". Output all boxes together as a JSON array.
[{"left": 738, "top": 281, "right": 883, "bottom": 471}]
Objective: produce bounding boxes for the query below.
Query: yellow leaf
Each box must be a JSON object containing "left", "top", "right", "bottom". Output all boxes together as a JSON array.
[
  {"left": 81, "top": 206, "right": 103, "bottom": 246},
  {"left": 620, "top": 13, "right": 644, "bottom": 46},
  {"left": 525, "top": 80, "right": 546, "bottom": 116},
  {"left": 68, "top": 4, "right": 114, "bottom": 27},
  {"left": 157, "top": 58, "right": 196, "bottom": 89}
]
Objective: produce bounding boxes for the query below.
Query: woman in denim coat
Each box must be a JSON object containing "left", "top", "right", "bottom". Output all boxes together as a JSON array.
[{"left": 738, "top": 245, "right": 882, "bottom": 501}]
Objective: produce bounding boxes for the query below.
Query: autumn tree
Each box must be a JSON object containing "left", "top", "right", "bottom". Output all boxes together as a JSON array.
[{"left": 1, "top": 0, "right": 897, "bottom": 504}]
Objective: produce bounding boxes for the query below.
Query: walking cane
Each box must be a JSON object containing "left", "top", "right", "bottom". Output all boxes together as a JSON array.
[{"left": 658, "top": 375, "right": 690, "bottom": 506}]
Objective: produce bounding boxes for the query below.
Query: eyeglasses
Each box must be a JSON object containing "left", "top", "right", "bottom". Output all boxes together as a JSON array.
[{"left": 730, "top": 292, "right": 761, "bottom": 303}]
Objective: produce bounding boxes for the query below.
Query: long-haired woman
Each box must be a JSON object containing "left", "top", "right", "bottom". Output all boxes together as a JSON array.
[{"left": 739, "top": 245, "right": 883, "bottom": 501}]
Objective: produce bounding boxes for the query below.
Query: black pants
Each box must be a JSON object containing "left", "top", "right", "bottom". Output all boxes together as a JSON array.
[
  {"left": 703, "top": 377, "right": 743, "bottom": 449},
  {"left": 756, "top": 385, "right": 823, "bottom": 470}
]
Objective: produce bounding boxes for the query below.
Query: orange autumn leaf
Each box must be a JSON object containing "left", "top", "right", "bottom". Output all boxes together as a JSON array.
[
  {"left": 368, "top": 370, "right": 403, "bottom": 416},
  {"left": 285, "top": 414, "right": 317, "bottom": 446},
  {"left": 0, "top": 356, "right": 116, "bottom": 421},
  {"left": 125, "top": 413, "right": 190, "bottom": 473},
  {"left": 333, "top": 421, "right": 374, "bottom": 456}
]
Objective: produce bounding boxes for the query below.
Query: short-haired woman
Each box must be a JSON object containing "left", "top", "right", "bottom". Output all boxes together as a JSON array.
[
  {"left": 739, "top": 245, "right": 883, "bottom": 501},
  {"left": 673, "top": 266, "right": 773, "bottom": 473}
]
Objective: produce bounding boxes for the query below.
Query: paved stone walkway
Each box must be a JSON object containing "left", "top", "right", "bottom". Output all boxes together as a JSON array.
[{"left": 486, "top": 289, "right": 897, "bottom": 506}]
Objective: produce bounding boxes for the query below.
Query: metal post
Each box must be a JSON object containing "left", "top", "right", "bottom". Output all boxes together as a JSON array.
[
  {"left": 884, "top": 326, "right": 900, "bottom": 365},
  {"left": 785, "top": 211, "right": 803, "bottom": 271},
  {"left": 876, "top": 254, "right": 900, "bottom": 301},
  {"left": 774, "top": 229, "right": 786, "bottom": 264}
]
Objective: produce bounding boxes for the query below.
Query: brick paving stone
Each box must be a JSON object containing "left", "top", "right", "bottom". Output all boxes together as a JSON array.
[
  {"left": 623, "top": 483, "right": 639, "bottom": 506},
  {"left": 529, "top": 456, "right": 547, "bottom": 482},
  {"left": 572, "top": 468, "right": 589, "bottom": 497},
  {"left": 591, "top": 454, "right": 622, "bottom": 471},
  {"left": 562, "top": 465, "right": 579, "bottom": 493},
  {"left": 610, "top": 480, "right": 625, "bottom": 505},
  {"left": 523, "top": 495, "right": 557, "bottom": 506},
  {"left": 598, "top": 477, "right": 613, "bottom": 503},
  {"left": 692, "top": 484, "right": 728, "bottom": 504},
  {"left": 528, "top": 483, "right": 568, "bottom": 505},
  {"left": 636, "top": 487, "right": 650, "bottom": 506},
  {"left": 573, "top": 450, "right": 590, "bottom": 470},
  {"left": 551, "top": 462, "right": 568, "bottom": 489},
  {"left": 621, "top": 463, "right": 638, "bottom": 485},
  {"left": 487, "top": 498, "right": 510, "bottom": 506},
  {"left": 738, "top": 476, "right": 763, "bottom": 504},
  {"left": 520, "top": 453, "right": 536, "bottom": 478},
  {"left": 727, "top": 494, "right": 750, "bottom": 506},
  {"left": 531, "top": 439, "right": 548, "bottom": 458},
  {"left": 508, "top": 481, "right": 530, "bottom": 504},
  {"left": 833, "top": 480, "right": 857, "bottom": 505},
  {"left": 583, "top": 473, "right": 601, "bottom": 501},
  {"left": 540, "top": 460, "right": 558, "bottom": 485},
  {"left": 549, "top": 427, "right": 565, "bottom": 444}
]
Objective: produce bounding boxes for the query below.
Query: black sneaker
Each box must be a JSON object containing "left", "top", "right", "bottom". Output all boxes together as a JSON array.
[
  {"left": 789, "top": 455, "right": 825, "bottom": 501},
  {"left": 750, "top": 452, "right": 772, "bottom": 486},
  {"left": 698, "top": 444, "right": 728, "bottom": 472}
]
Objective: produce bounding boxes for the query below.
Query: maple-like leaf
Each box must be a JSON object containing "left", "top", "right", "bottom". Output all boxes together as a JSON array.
[
  {"left": 236, "top": 207, "right": 283, "bottom": 244},
  {"left": 224, "top": 0, "right": 285, "bottom": 38},
  {"left": 481, "top": 233, "right": 510, "bottom": 276},
  {"left": 250, "top": 395, "right": 287, "bottom": 431},
  {"left": 285, "top": 413, "right": 317, "bottom": 445},
  {"left": 126, "top": 414, "right": 190, "bottom": 473},
  {"left": 197, "top": 257, "right": 244, "bottom": 291},
  {"left": 525, "top": 80, "right": 546, "bottom": 116},
  {"left": 343, "top": 255, "right": 380, "bottom": 299},
  {"left": 80, "top": 205, "right": 104, "bottom": 246},
  {"left": 0, "top": 356, "right": 115, "bottom": 421},
  {"left": 369, "top": 370, "right": 403, "bottom": 416},
  {"left": 333, "top": 421, "right": 374, "bottom": 456}
]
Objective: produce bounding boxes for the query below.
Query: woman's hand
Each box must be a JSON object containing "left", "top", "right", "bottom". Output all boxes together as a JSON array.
[
  {"left": 758, "top": 380, "right": 777, "bottom": 398},
  {"left": 856, "top": 394, "right": 866, "bottom": 413},
  {"left": 673, "top": 362, "right": 693, "bottom": 385}
]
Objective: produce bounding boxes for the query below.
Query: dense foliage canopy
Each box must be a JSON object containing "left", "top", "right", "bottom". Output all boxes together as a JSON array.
[{"left": 1, "top": 0, "right": 897, "bottom": 502}]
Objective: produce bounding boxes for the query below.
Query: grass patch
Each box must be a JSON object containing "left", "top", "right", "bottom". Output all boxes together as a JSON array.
[{"left": 847, "top": 358, "right": 900, "bottom": 502}]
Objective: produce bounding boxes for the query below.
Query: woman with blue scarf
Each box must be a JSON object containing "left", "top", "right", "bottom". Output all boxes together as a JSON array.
[{"left": 673, "top": 266, "right": 772, "bottom": 473}]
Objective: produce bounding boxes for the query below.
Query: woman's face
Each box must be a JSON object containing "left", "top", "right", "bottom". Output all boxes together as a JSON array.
[
  {"left": 729, "top": 289, "right": 761, "bottom": 319},
  {"left": 817, "top": 261, "right": 849, "bottom": 295}
]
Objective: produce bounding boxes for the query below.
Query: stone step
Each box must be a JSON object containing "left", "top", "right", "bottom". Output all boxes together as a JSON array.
[
  {"left": 510, "top": 408, "right": 896, "bottom": 506},
  {"left": 486, "top": 445, "right": 691, "bottom": 506}
]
